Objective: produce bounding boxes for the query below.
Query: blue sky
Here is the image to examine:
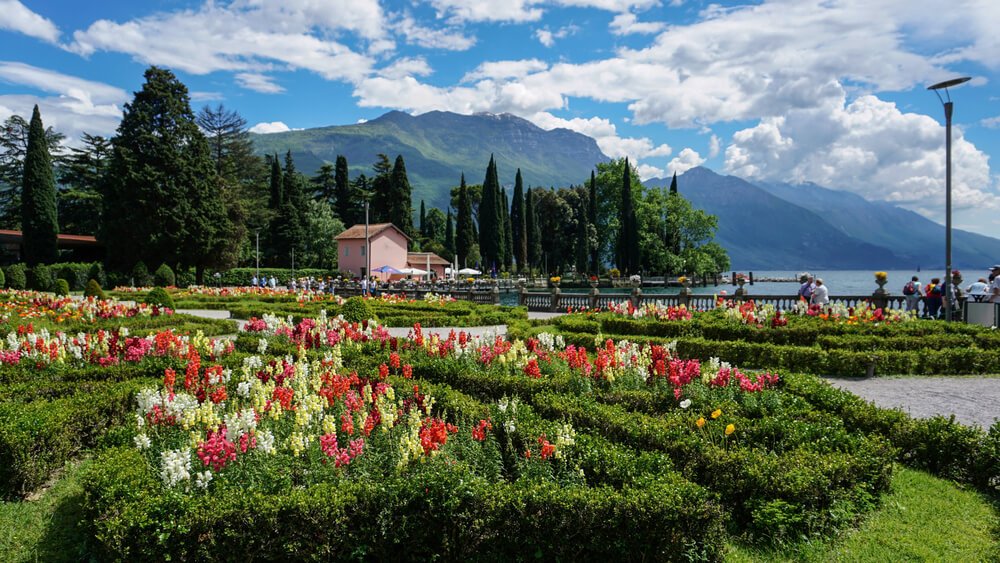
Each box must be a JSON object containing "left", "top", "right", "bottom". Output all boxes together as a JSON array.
[{"left": 1, "top": 0, "right": 999, "bottom": 235}]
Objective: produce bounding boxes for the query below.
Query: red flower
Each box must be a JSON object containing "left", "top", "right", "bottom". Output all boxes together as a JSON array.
[
  {"left": 402, "top": 364, "right": 413, "bottom": 379},
  {"left": 389, "top": 352, "right": 401, "bottom": 369},
  {"left": 471, "top": 419, "right": 492, "bottom": 441},
  {"left": 523, "top": 358, "right": 541, "bottom": 379},
  {"left": 378, "top": 363, "right": 389, "bottom": 379}
]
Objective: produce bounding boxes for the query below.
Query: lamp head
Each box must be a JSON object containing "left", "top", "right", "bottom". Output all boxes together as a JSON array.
[{"left": 928, "top": 76, "right": 971, "bottom": 90}]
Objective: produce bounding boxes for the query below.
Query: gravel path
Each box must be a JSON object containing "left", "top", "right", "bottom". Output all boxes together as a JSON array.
[{"left": 825, "top": 376, "right": 1000, "bottom": 429}]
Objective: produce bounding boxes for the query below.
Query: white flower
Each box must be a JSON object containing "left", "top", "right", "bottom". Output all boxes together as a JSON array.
[
  {"left": 160, "top": 449, "right": 191, "bottom": 487},
  {"left": 257, "top": 429, "right": 276, "bottom": 454},
  {"left": 237, "top": 380, "right": 252, "bottom": 399},
  {"left": 257, "top": 338, "right": 268, "bottom": 355},
  {"left": 680, "top": 399, "right": 691, "bottom": 409},
  {"left": 195, "top": 470, "right": 213, "bottom": 489},
  {"left": 134, "top": 433, "right": 151, "bottom": 449}
]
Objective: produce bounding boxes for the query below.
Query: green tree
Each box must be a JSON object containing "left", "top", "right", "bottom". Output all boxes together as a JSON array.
[
  {"left": 0, "top": 114, "right": 63, "bottom": 229},
  {"left": 478, "top": 155, "right": 500, "bottom": 271},
  {"left": 268, "top": 154, "right": 283, "bottom": 209},
  {"left": 588, "top": 170, "right": 599, "bottom": 273},
  {"left": 456, "top": 173, "right": 474, "bottom": 268},
  {"left": 370, "top": 153, "right": 392, "bottom": 223},
  {"left": 389, "top": 155, "right": 415, "bottom": 236},
  {"left": 525, "top": 187, "right": 541, "bottom": 271},
  {"left": 333, "top": 155, "right": 354, "bottom": 225},
  {"left": 510, "top": 169, "right": 527, "bottom": 271},
  {"left": 58, "top": 133, "right": 110, "bottom": 236},
  {"left": 444, "top": 208, "right": 455, "bottom": 261},
  {"left": 616, "top": 157, "right": 640, "bottom": 274},
  {"left": 501, "top": 187, "right": 513, "bottom": 271},
  {"left": 103, "top": 66, "right": 229, "bottom": 282},
  {"left": 302, "top": 199, "right": 344, "bottom": 269},
  {"left": 311, "top": 163, "right": 336, "bottom": 204},
  {"left": 669, "top": 171, "right": 678, "bottom": 195},
  {"left": 575, "top": 186, "right": 590, "bottom": 274},
  {"left": 21, "top": 105, "right": 59, "bottom": 264},
  {"left": 424, "top": 207, "right": 446, "bottom": 244},
  {"left": 419, "top": 199, "right": 427, "bottom": 238}
]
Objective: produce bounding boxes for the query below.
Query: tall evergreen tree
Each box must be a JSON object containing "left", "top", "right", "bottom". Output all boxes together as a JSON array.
[
  {"left": 455, "top": 174, "right": 474, "bottom": 268},
  {"left": 510, "top": 169, "right": 526, "bottom": 271},
  {"left": 478, "top": 155, "right": 500, "bottom": 271},
  {"left": 103, "top": 66, "right": 229, "bottom": 282},
  {"left": 419, "top": 200, "right": 427, "bottom": 237},
  {"left": 575, "top": 187, "right": 590, "bottom": 274},
  {"left": 282, "top": 151, "right": 309, "bottom": 254},
  {"left": 669, "top": 171, "right": 678, "bottom": 195},
  {"left": 1, "top": 114, "right": 63, "bottom": 230},
  {"left": 268, "top": 154, "right": 283, "bottom": 209},
  {"left": 525, "top": 187, "right": 541, "bottom": 270},
  {"left": 389, "top": 155, "right": 415, "bottom": 236},
  {"left": 588, "top": 170, "right": 599, "bottom": 273},
  {"left": 668, "top": 172, "right": 681, "bottom": 255},
  {"left": 21, "top": 105, "right": 58, "bottom": 264},
  {"left": 444, "top": 208, "right": 455, "bottom": 259},
  {"left": 501, "top": 187, "right": 513, "bottom": 271},
  {"left": 333, "top": 155, "right": 353, "bottom": 224},
  {"left": 311, "top": 164, "right": 336, "bottom": 204},
  {"left": 370, "top": 153, "right": 392, "bottom": 223},
  {"left": 58, "top": 133, "right": 109, "bottom": 236},
  {"left": 616, "top": 157, "right": 640, "bottom": 274}
]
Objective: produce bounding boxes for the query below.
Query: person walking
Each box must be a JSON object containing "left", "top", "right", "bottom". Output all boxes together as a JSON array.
[
  {"left": 924, "top": 277, "right": 943, "bottom": 318},
  {"left": 902, "top": 276, "right": 921, "bottom": 313},
  {"left": 251, "top": 275, "right": 258, "bottom": 288},
  {"left": 810, "top": 278, "right": 829, "bottom": 306}
]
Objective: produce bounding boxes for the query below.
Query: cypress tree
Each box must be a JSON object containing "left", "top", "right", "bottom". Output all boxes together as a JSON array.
[
  {"left": 282, "top": 151, "right": 308, "bottom": 254},
  {"left": 669, "top": 171, "right": 678, "bottom": 194},
  {"left": 268, "top": 154, "right": 283, "bottom": 209},
  {"left": 501, "top": 187, "right": 513, "bottom": 271},
  {"left": 510, "top": 169, "right": 526, "bottom": 271},
  {"left": 333, "top": 155, "right": 352, "bottom": 225},
  {"left": 389, "top": 155, "right": 414, "bottom": 236},
  {"left": 617, "top": 158, "right": 640, "bottom": 274},
  {"left": 445, "top": 208, "right": 455, "bottom": 258},
  {"left": 576, "top": 187, "right": 589, "bottom": 274},
  {"left": 456, "top": 173, "right": 474, "bottom": 267},
  {"left": 311, "top": 163, "right": 336, "bottom": 203},
  {"left": 478, "top": 156, "right": 499, "bottom": 271},
  {"left": 525, "top": 187, "right": 541, "bottom": 270},
  {"left": 21, "top": 105, "right": 58, "bottom": 265},
  {"left": 370, "top": 154, "right": 392, "bottom": 223},
  {"left": 419, "top": 200, "right": 427, "bottom": 238},
  {"left": 668, "top": 172, "right": 681, "bottom": 255},
  {"left": 588, "top": 170, "right": 599, "bottom": 273}
]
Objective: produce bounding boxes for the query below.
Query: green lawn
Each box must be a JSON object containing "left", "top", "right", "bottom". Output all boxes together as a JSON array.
[{"left": 727, "top": 466, "right": 999, "bottom": 562}]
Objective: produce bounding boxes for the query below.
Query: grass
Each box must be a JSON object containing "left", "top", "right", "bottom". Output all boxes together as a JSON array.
[
  {"left": 727, "top": 466, "right": 999, "bottom": 562},
  {"left": 0, "top": 459, "right": 90, "bottom": 563}
]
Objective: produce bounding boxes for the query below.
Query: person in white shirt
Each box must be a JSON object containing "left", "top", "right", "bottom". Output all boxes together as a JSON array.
[
  {"left": 989, "top": 266, "right": 1000, "bottom": 304},
  {"left": 810, "top": 278, "right": 830, "bottom": 305},
  {"left": 966, "top": 278, "right": 989, "bottom": 302}
]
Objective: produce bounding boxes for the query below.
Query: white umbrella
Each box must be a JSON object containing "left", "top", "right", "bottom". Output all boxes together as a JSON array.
[
  {"left": 458, "top": 267, "right": 481, "bottom": 275},
  {"left": 399, "top": 267, "right": 429, "bottom": 276}
]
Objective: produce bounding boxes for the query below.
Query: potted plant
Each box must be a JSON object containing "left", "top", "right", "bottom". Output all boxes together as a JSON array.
[
  {"left": 874, "top": 271, "right": 888, "bottom": 290},
  {"left": 629, "top": 274, "right": 642, "bottom": 288},
  {"left": 549, "top": 275, "right": 561, "bottom": 289},
  {"left": 588, "top": 275, "right": 599, "bottom": 289}
]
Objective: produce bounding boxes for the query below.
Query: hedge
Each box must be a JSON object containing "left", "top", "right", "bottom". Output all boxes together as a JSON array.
[{"left": 4, "top": 263, "right": 26, "bottom": 289}]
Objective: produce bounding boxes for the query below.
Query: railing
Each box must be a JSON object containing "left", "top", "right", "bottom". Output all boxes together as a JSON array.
[{"left": 333, "top": 284, "right": 500, "bottom": 305}]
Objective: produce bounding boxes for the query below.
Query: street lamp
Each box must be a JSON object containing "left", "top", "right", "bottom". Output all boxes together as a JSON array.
[
  {"left": 928, "top": 76, "right": 971, "bottom": 322},
  {"left": 364, "top": 200, "right": 371, "bottom": 279},
  {"left": 255, "top": 230, "right": 260, "bottom": 282}
]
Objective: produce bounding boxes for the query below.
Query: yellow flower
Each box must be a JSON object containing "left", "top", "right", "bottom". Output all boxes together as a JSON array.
[
  {"left": 725, "top": 424, "right": 735, "bottom": 436},
  {"left": 696, "top": 417, "right": 705, "bottom": 428},
  {"left": 711, "top": 409, "right": 722, "bottom": 419}
]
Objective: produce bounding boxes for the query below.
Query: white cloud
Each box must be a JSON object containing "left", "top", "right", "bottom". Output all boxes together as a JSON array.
[
  {"left": 708, "top": 134, "right": 720, "bottom": 158},
  {"left": 378, "top": 57, "right": 434, "bottom": 79},
  {"left": 724, "top": 93, "right": 999, "bottom": 218},
  {"left": 0, "top": 0, "right": 59, "bottom": 43},
  {"left": 395, "top": 15, "right": 475, "bottom": 50},
  {"left": 235, "top": 73, "right": 284, "bottom": 94},
  {"left": 249, "top": 121, "right": 291, "bottom": 134},
  {"left": 535, "top": 24, "right": 579, "bottom": 47},
  {"left": 610, "top": 13, "right": 665, "bottom": 35},
  {"left": 0, "top": 61, "right": 125, "bottom": 143},
  {"left": 190, "top": 91, "right": 224, "bottom": 102},
  {"left": 462, "top": 59, "right": 549, "bottom": 82},
  {"left": 425, "top": 0, "right": 544, "bottom": 23},
  {"left": 636, "top": 163, "right": 666, "bottom": 180},
  {"left": 981, "top": 115, "right": 1000, "bottom": 129},
  {"left": 667, "top": 148, "right": 705, "bottom": 174},
  {"left": 68, "top": 1, "right": 378, "bottom": 86},
  {"left": 527, "top": 111, "right": 670, "bottom": 160}
]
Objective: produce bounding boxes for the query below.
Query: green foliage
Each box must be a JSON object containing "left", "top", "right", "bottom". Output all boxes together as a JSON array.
[
  {"left": 153, "top": 263, "right": 175, "bottom": 287},
  {"left": 510, "top": 169, "right": 527, "bottom": 270},
  {"left": 6, "top": 263, "right": 27, "bottom": 289},
  {"left": 27, "top": 264, "right": 53, "bottom": 291},
  {"left": 455, "top": 173, "right": 475, "bottom": 268},
  {"left": 20, "top": 105, "right": 59, "bottom": 265},
  {"left": 617, "top": 157, "right": 640, "bottom": 274},
  {"left": 301, "top": 200, "right": 344, "bottom": 270},
  {"left": 57, "top": 133, "right": 109, "bottom": 236},
  {"left": 479, "top": 155, "right": 500, "bottom": 269},
  {"left": 333, "top": 155, "right": 355, "bottom": 225},
  {"left": 54, "top": 278, "right": 70, "bottom": 296},
  {"left": 143, "top": 287, "right": 175, "bottom": 309},
  {"left": 0, "top": 267, "right": 5, "bottom": 289},
  {"left": 340, "top": 296, "right": 374, "bottom": 323},
  {"left": 84, "top": 279, "right": 104, "bottom": 299},
  {"left": 130, "top": 261, "right": 152, "bottom": 287}
]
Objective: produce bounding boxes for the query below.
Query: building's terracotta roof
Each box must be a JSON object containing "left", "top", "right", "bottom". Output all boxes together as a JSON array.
[
  {"left": 407, "top": 252, "right": 450, "bottom": 266},
  {"left": 334, "top": 223, "right": 411, "bottom": 241},
  {"left": 0, "top": 229, "right": 99, "bottom": 246}
]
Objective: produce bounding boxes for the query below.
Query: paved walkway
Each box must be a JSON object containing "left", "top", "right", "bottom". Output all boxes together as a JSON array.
[{"left": 825, "top": 376, "right": 1000, "bottom": 429}]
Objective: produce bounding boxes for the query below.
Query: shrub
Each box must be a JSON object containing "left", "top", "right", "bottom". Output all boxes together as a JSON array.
[
  {"left": 27, "top": 264, "right": 53, "bottom": 291},
  {"left": 84, "top": 279, "right": 105, "bottom": 299},
  {"left": 54, "top": 278, "right": 70, "bottom": 296},
  {"left": 88, "top": 262, "right": 106, "bottom": 287},
  {"left": 131, "top": 261, "right": 152, "bottom": 287},
  {"left": 144, "top": 287, "right": 175, "bottom": 309},
  {"left": 4, "top": 263, "right": 26, "bottom": 289},
  {"left": 0, "top": 267, "right": 5, "bottom": 289},
  {"left": 341, "top": 296, "right": 374, "bottom": 323},
  {"left": 153, "top": 263, "right": 176, "bottom": 287}
]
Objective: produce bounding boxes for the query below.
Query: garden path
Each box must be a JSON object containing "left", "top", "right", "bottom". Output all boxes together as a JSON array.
[{"left": 825, "top": 376, "right": 1000, "bottom": 429}]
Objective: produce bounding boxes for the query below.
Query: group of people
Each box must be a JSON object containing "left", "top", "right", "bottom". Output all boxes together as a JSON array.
[
  {"left": 902, "top": 265, "right": 1000, "bottom": 318},
  {"left": 248, "top": 274, "right": 339, "bottom": 294},
  {"left": 249, "top": 275, "right": 278, "bottom": 289},
  {"left": 796, "top": 274, "right": 830, "bottom": 305}
]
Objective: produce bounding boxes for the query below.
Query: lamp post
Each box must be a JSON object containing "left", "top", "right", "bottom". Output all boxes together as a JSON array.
[
  {"left": 364, "top": 200, "right": 371, "bottom": 279},
  {"left": 928, "top": 76, "right": 971, "bottom": 322},
  {"left": 255, "top": 230, "right": 260, "bottom": 282}
]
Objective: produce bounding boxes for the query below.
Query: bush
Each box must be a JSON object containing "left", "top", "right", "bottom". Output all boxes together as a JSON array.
[
  {"left": 54, "top": 278, "right": 70, "bottom": 296},
  {"left": 0, "top": 267, "right": 5, "bottom": 289},
  {"left": 153, "top": 263, "right": 176, "bottom": 287},
  {"left": 341, "top": 296, "right": 374, "bottom": 323},
  {"left": 84, "top": 279, "right": 105, "bottom": 299},
  {"left": 4, "top": 263, "right": 26, "bottom": 290},
  {"left": 88, "top": 262, "right": 106, "bottom": 287},
  {"left": 27, "top": 264, "right": 53, "bottom": 291},
  {"left": 144, "top": 287, "right": 175, "bottom": 309},
  {"left": 131, "top": 261, "right": 152, "bottom": 287}
]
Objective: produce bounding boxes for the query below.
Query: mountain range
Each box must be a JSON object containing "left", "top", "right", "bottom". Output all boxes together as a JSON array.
[{"left": 251, "top": 110, "right": 1000, "bottom": 270}]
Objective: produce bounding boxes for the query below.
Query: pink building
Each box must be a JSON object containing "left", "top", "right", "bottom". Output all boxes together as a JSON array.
[
  {"left": 407, "top": 252, "right": 450, "bottom": 279},
  {"left": 335, "top": 223, "right": 410, "bottom": 278}
]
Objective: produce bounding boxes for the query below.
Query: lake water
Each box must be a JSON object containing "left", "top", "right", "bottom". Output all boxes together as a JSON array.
[{"left": 499, "top": 269, "right": 984, "bottom": 306}]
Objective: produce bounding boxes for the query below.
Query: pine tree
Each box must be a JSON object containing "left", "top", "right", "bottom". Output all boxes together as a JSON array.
[
  {"left": 499, "top": 187, "right": 511, "bottom": 271},
  {"left": 103, "top": 66, "right": 228, "bottom": 282},
  {"left": 21, "top": 105, "right": 58, "bottom": 264},
  {"left": 668, "top": 172, "right": 681, "bottom": 255},
  {"left": 456, "top": 173, "right": 474, "bottom": 267},
  {"left": 445, "top": 208, "right": 455, "bottom": 259},
  {"left": 333, "top": 155, "right": 353, "bottom": 225},
  {"left": 419, "top": 200, "right": 427, "bottom": 238},
  {"left": 510, "top": 169, "right": 527, "bottom": 271},
  {"left": 268, "top": 154, "right": 283, "bottom": 209},
  {"left": 311, "top": 163, "right": 336, "bottom": 204},
  {"left": 669, "top": 171, "right": 678, "bottom": 195},
  {"left": 282, "top": 151, "right": 308, "bottom": 257},
  {"left": 58, "top": 132, "right": 109, "bottom": 236},
  {"left": 478, "top": 155, "right": 499, "bottom": 271},
  {"left": 370, "top": 154, "right": 392, "bottom": 223},
  {"left": 576, "top": 186, "right": 589, "bottom": 274},
  {"left": 617, "top": 157, "right": 640, "bottom": 274},
  {"left": 525, "top": 187, "right": 541, "bottom": 270},
  {"left": 389, "top": 155, "right": 414, "bottom": 236},
  {"left": 588, "top": 170, "right": 599, "bottom": 273}
]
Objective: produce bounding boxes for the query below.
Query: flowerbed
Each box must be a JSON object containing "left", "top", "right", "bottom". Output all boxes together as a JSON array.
[{"left": 0, "top": 292, "right": 171, "bottom": 326}]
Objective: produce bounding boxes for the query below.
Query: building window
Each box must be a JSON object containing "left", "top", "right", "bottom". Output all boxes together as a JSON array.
[
  {"left": 344, "top": 246, "right": 349, "bottom": 257},
  {"left": 361, "top": 245, "right": 366, "bottom": 257}
]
